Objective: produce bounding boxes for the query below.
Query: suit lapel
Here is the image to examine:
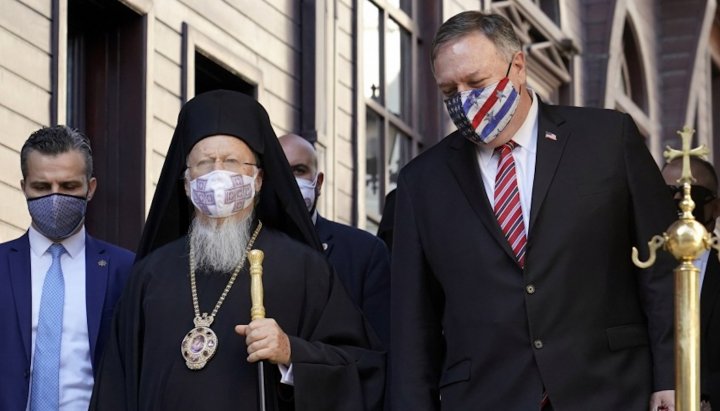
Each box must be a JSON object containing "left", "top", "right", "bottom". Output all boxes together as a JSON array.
[
  {"left": 8, "top": 234, "right": 32, "bottom": 362},
  {"left": 315, "top": 216, "right": 335, "bottom": 256},
  {"left": 85, "top": 235, "right": 108, "bottom": 363},
  {"left": 446, "top": 134, "right": 516, "bottom": 262},
  {"left": 701, "top": 249, "right": 720, "bottom": 333},
  {"left": 529, "top": 101, "right": 570, "bottom": 231}
]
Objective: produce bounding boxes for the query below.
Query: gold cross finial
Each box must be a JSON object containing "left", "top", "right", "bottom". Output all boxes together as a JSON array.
[{"left": 663, "top": 126, "right": 708, "bottom": 184}]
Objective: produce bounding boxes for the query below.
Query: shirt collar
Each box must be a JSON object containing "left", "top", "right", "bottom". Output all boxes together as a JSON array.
[
  {"left": 512, "top": 89, "right": 538, "bottom": 154},
  {"left": 29, "top": 225, "right": 86, "bottom": 259},
  {"left": 696, "top": 248, "right": 710, "bottom": 266}
]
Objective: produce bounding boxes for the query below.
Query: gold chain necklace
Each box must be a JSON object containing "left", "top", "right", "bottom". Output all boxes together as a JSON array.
[{"left": 181, "top": 220, "right": 263, "bottom": 370}]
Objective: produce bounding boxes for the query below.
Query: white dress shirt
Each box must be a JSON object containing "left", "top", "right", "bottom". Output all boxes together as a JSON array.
[
  {"left": 694, "top": 249, "right": 710, "bottom": 298},
  {"left": 476, "top": 90, "right": 539, "bottom": 234},
  {"left": 27, "top": 226, "right": 93, "bottom": 411}
]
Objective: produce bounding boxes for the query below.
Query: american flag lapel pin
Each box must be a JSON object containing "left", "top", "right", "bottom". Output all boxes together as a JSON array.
[{"left": 544, "top": 131, "right": 557, "bottom": 141}]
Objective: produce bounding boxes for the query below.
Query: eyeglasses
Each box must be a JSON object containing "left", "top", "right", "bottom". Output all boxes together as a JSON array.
[
  {"left": 667, "top": 184, "right": 716, "bottom": 202},
  {"left": 187, "top": 158, "right": 259, "bottom": 175}
]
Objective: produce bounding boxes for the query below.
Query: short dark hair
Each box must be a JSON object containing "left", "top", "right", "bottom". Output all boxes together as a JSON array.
[
  {"left": 431, "top": 11, "right": 522, "bottom": 71},
  {"left": 21, "top": 125, "right": 93, "bottom": 180}
]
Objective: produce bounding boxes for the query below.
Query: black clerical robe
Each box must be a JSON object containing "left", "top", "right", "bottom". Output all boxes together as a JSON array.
[{"left": 90, "top": 227, "right": 385, "bottom": 411}]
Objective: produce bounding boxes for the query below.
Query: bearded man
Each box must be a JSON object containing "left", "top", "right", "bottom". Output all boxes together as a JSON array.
[{"left": 90, "top": 90, "right": 384, "bottom": 411}]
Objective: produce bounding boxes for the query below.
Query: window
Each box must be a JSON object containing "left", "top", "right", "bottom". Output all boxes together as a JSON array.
[
  {"left": 361, "top": 0, "right": 428, "bottom": 232},
  {"left": 181, "top": 23, "right": 262, "bottom": 103},
  {"left": 66, "top": 0, "right": 146, "bottom": 250},
  {"left": 535, "top": 0, "right": 560, "bottom": 25},
  {"left": 490, "top": 1, "right": 575, "bottom": 105},
  {"left": 620, "top": 21, "right": 648, "bottom": 112},
  {"left": 496, "top": 0, "right": 561, "bottom": 25},
  {"left": 613, "top": 17, "right": 652, "bottom": 140},
  {"left": 195, "top": 51, "right": 255, "bottom": 97}
]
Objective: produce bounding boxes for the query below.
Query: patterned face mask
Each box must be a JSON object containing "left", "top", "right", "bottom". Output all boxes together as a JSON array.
[
  {"left": 27, "top": 193, "right": 87, "bottom": 240},
  {"left": 189, "top": 169, "right": 257, "bottom": 218},
  {"left": 444, "top": 60, "right": 519, "bottom": 145}
]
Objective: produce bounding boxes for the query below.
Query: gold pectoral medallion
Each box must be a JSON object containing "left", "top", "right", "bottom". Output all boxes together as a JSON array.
[{"left": 181, "top": 315, "right": 218, "bottom": 370}]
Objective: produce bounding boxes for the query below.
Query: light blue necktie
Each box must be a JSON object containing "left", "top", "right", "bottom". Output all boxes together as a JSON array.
[{"left": 30, "top": 243, "right": 66, "bottom": 411}]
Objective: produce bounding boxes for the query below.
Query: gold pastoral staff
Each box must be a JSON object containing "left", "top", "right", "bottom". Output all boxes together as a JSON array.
[
  {"left": 632, "top": 126, "right": 718, "bottom": 411},
  {"left": 248, "top": 248, "right": 267, "bottom": 411}
]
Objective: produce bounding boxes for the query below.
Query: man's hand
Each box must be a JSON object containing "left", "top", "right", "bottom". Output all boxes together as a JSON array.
[
  {"left": 649, "top": 390, "right": 674, "bottom": 411},
  {"left": 235, "top": 318, "right": 291, "bottom": 365}
]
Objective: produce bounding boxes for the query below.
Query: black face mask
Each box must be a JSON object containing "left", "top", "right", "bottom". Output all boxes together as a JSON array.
[{"left": 668, "top": 185, "right": 717, "bottom": 226}]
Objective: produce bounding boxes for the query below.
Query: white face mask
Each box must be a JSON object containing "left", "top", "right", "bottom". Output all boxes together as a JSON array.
[
  {"left": 190, "top": 169, "right": 257, "bottom": 218},
  {"left": 295, "top": 175, "right": 317, "bottom": 212}
]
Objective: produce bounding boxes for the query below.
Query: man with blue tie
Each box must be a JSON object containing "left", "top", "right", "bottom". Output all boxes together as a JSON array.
[{"left": 0, "top": 126, "right": 134, "bottom": 410}]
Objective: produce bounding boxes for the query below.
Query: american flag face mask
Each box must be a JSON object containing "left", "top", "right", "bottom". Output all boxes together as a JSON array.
[{"left": 444, "top": 66, "right": 520, "bottom": 145}]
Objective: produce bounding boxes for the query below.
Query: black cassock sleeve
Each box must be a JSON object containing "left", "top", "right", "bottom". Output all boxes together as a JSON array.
[{"left": 289, "top": 251, "right": 386, "bottom": 411}]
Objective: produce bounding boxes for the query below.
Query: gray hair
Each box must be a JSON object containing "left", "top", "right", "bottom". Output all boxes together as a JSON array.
[
  {"left": 21, "top": 125, "right": 93, "bottom": 180},
  {"left": 431, "top": 11, "right": 522, "bottom": 71}
]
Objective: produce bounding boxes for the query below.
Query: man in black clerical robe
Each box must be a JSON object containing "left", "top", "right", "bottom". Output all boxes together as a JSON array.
[{"left": 90, "top": 90, "right": 385, "bottom": 411}]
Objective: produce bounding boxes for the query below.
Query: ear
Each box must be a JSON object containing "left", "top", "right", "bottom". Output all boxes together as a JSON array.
[
  {"left": 710, "top": 197, "right": 720, "bottom": 219},
  {"left": 704, "top": 197, "right": 720, "bottom": 231},
  {"left": 86, "top": 177, "right": 98, "bottom": 201},
  {"left": 183, "top": 170, "right": 191, "bottom": 198},
  {"left": 316, "top": 172, "right": 324, "bottom": 196},
  {"left": 255, "top": 169, "right": 264, "bottom": 193},
  {"left": 20, "top": 179, "right": 31, "bottom": 200},
  {"left": 511, "top": 51, "right": 527, "bottom": 88}
]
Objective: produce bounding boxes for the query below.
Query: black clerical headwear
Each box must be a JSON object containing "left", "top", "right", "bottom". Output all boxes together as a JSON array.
[{"left": 136, "top": 90, "right": 321, "bottom": 259}]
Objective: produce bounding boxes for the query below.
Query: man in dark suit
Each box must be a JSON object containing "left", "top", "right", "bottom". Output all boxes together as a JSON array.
[
  {"left": 376, "top": 189, "right": 396, "bottom": 254},
  {"left": 0, "top": 126, "right": 134, "bottom": 411},
  {"left": 391, "top": 11, "right": 677, "bottom": 411},
  {"left": 279, "top": 133, "right": 390, "bottom": 348},
  {"left": 663, "top": 157, "right": 720, "bottom": 410}
]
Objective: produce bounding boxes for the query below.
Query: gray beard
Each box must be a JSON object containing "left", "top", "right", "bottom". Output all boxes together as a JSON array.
[{"left": 188, "top": 212, "right": 253, "bottom": 274}]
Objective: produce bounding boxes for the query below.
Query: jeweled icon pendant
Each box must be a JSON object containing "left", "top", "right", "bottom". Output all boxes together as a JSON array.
[{"left": 181, "top": 315, "right": 218, "bottom": 370}]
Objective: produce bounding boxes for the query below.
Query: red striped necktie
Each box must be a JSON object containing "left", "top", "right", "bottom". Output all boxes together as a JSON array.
[{"left": 494, "top": 140, "right": 527, "bottom": 268}]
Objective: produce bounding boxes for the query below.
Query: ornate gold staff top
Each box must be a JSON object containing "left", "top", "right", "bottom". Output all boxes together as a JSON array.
[
  {"left": 249, "top": 249, "right": 266, "bottom": 321},
  {"left": 632, "top": 126, "right": 719, "bottom": 411}
]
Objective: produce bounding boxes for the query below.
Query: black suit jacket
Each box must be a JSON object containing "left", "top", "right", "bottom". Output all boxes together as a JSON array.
[
  {"left": 316, "top": 215, "right": 391, "bottom": 348},
  {"left": 377, "top": 189, "right": 397, "bottom": 253},
  {"left": 703, "top": 250, "right": 720, "bottom": 404},
  {"left": 391, "top": 102, "right": 677, "bottom": 410}
]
